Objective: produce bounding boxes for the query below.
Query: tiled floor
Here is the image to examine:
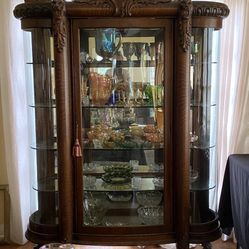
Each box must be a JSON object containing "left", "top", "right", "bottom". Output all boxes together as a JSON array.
[{"left": 0, "top": 238, "right": 236, "bottom": 249}]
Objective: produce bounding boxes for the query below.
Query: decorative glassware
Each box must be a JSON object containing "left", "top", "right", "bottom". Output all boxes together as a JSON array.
[
  {"left": 83, "top": 197, "right": 107, "bottom": 226},
  {"left": 137, "top": 206, "right": 163, "bottom": 225},
  {"left": 153, "top": 177, "right": 164, "bottom": 189},
  {"left": 130, "top": 159, "right": 139, "bottom": 171},
  {"left": 134, "top": 43, "right": 145, "bottom": 61},
  {"left": 136, "top": 191, "right": 163, "bottom": 206},
  {"left": 88, "top": 72, "right": 113, "bottom": 105},
  {"left": 148, "top": 43, "right": 156, "bottom": 60},
  {"left": 95, "top": 28, "right": 122, "bottom": 62},
  {"left": 123, "top": 42, "right": 135, "bottom": 61}
]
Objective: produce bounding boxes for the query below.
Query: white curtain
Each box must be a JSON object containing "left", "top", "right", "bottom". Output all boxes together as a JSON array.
[
  {"left": 217, "top": 0, "right": 249, "bottom": 200},
  {"left": 0, "top": 0, "right": 29, "bottom": 245}
]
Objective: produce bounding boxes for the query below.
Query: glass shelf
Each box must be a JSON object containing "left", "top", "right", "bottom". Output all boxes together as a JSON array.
[
  {"left": 83, "top": 178, "right": 163, "bottom": 192},
  {"left": 82, "top": 104, "right": 164, "bottom": 108},
  {"left": 191, "top": 61, "right": 218, "bottom": 66},
  {"left": 83, "top": 165, "right": 163, "bottom": 174},
  {"left": 29, "top": 103, "right": 56, "bottom": 108},
  {"left": 30, "top": 142, "right": 57, "bottom": 150},
  {"left": 26, "top": 61, "right": 55, "bottom": 67},
  {"left": 83, "top": 162, "right": 164, "bottom": 176},
  {"left": 190, "top": 103, "right": 216, "bottom": 108},
  {"left": 32, "top": 176, "right": 58, "bottom": 192},
  {"left": 190, "top": 144, "right": 216, "bottom": 150},
  {"left": 190, "top": 184, "right": 216, "bottom": 192},
  {"left": 83, "top": 145, "right": 164, "bottom": 150},
  {"left": 84, "top": 60, "right": 156, "bottom": 68}
]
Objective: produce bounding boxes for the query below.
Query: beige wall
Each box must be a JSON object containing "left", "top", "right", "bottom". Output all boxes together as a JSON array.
[
  {"left": 0, "top": 97, "right": 8, "bottom": 227},
  {"left": 0, "top": 99, "right": 8, "bottom": 184}
]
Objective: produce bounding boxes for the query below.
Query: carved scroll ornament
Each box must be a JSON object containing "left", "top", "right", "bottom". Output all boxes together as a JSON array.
[
  {"left": 52, "top": 0, "right": 66, "bottom": 53},
  {"left": 178, "top": 0, "right": 192, "bottom": 52}
]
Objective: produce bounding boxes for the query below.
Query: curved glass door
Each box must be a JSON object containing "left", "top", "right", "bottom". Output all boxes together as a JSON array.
[
  {"left": 190, "top": 28, "right": 220, "bottom": 223},
  {"left": 25, "top": 29, "right": 58, "bottom": 226},
  {"left": 79, "top": 27, "right": 166, "bottom": 227}
]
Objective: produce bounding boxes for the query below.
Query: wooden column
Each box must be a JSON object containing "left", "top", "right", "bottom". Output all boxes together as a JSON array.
[
  {"left": 175, "top": 1, "right": 192, "bottom": 248},
  {"left": 52, "top": 0, "right": 73, "bottom": 243}
]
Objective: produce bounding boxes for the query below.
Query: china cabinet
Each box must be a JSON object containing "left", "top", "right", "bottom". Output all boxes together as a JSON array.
[{"left": 13, "top": 1, "right": 229, "bottom": 248}]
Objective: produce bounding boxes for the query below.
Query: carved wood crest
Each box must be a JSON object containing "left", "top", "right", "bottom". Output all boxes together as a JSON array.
[
  {"left": 16, "top": 0, "right": 229, "bottom": 53},
  {"left": 74, "top": 0, "right": 173, "bottom": 16}
]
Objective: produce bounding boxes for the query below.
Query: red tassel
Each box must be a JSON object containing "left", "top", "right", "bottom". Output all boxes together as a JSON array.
[{"left": 72, "top": 138, "right": 82, "bottom": 157}]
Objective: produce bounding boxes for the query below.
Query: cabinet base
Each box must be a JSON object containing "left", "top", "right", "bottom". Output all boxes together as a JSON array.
[
  {"left": 189, "top": 209, "right": 221, "bottom": 243},
  {"left": 72, "top": 233, "right": 175, "bottom": 246},
  {"left": 26, "top": 211, "right": 59, "bottom": 245}
]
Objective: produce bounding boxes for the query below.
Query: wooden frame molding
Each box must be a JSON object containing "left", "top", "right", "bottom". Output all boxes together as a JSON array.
[
  {"left": 52, "top": 0, "right": 73, "bottom": 243},
  {"left": 192, "top": 2, "right": 229, "bottom": 18}
]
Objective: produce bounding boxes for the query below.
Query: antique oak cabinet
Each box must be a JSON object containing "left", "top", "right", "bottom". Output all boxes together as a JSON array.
[{"left": 14, "top": 0, "right": 229, "bottom": 248}]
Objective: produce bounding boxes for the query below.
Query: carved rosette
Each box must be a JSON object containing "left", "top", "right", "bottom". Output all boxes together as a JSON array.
[
  {"left": 178, "top": 0, "right": 192, "bottom": 52},
  {"left": 52, "top": 0, "right": 66, "bottom": 53}
]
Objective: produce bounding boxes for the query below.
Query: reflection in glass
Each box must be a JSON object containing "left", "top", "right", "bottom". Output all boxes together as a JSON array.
[{"left": 95, "top": 28, "right": 122, "bottom": 62}]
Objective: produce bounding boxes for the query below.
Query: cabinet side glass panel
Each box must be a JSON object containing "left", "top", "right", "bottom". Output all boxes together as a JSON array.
[
  {"left": 190, "top": 28, "right": 220, "bottom": 223},
  {"left": 80, "top": 28, "right": 165, "bottom": 227},
  {"left": 25, "top": 29, "right": 58, "bottom": 225}
]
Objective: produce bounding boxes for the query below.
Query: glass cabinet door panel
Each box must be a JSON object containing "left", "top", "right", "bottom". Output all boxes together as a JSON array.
[
  {"left": 80, "top": 28, "right": 165, "bottom": 227},
  {"left": 190, "top": 27, "right": 220, "bottom": 224}
]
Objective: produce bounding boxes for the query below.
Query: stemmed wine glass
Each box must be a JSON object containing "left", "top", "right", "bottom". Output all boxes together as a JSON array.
[
  {"left": 123, "top": 42, "right": 135, "bottom": 61},
  {"left": 148, "top": 43, "right": 156, "bottom": 61},
  {"left": 134, "top": 43, "right": 145, "bottom": 61}
]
